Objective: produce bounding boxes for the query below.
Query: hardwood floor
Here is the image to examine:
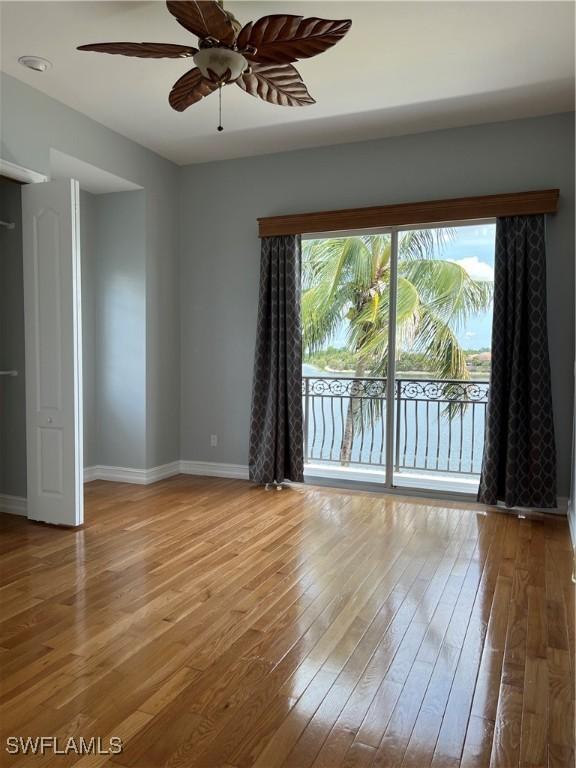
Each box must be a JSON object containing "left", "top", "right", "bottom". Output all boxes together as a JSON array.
[{"left": 0, "top": 476, "right": 573, "bottom": 767}]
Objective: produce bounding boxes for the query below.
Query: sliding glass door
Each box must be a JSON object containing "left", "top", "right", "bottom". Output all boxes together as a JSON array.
[
  {"left": 301, "top": 221, "right": 495, "bottom": 494},
  {"left": 392, "top": 223, "right": 495, "bottom": 492}
]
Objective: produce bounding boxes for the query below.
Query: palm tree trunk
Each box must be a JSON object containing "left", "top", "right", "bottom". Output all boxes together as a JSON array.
[{"left": 340, "top": 362, "right": 366, "bottom": 465}]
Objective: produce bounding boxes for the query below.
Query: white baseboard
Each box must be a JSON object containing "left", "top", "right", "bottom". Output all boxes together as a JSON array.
[
  {"left": 0, "top": 494, "right": 27, "bottom": 516},
  {"left": 179, "top": 460, "right": 249, "bottom": 480},
  {"left": 83, "top": 460, "right": 248, "bottom": 485},
  {"left": 84, "top": 461, "right": 181, "bottom": 485},
  {"left": 148, "top": 461, "right": 183, "bottom": 483},
  {"left": 83, "top": 466, "right": 100, "bottom": 483}
]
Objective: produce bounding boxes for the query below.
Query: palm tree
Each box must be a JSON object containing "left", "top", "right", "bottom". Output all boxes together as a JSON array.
[{"left": 301, "top": 231, "right": 493, "bottom": 464}]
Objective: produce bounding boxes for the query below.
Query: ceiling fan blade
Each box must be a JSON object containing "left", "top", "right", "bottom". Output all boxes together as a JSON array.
[
  {"left": 238, "top": 63, "right": 315, "bottom": 107},
  {"left": 169, "top": 66, "right": 219, "bottom": 111},
  {"left": 166, "top": 1, "right": 236, "bottom": 45},
  {"left": 77, "top": 42, "right": 198, "bottom": 58},
  {"left": 238, "top": 15, "right": 351, "bottom": 64},
  {"left": 235, "top": 21, "right": 253, "bottom": 51}
]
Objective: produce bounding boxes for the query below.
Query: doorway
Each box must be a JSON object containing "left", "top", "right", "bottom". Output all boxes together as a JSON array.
[
  {"left": 301, "top": 221, "right": 496, "bottom": 494},
  {"left": 0, "top": 155, "right": 145, "bottom": 526},
  {"left": 0, "top": 178, "right": 26, "bottom": 505}
]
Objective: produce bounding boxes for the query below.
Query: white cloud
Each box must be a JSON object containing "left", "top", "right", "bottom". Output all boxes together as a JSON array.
[{"left": 449, "top": 256, "right": 494, "bottom": 281}]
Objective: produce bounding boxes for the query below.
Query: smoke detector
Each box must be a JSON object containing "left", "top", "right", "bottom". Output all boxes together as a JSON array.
[{"left": 18, "top": 56, "right": 52, "bottom": 73}]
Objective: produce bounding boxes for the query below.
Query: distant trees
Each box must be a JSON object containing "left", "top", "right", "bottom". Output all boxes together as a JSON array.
[{"left": 304, "top": 347, "right": 492, "bottom": 376}]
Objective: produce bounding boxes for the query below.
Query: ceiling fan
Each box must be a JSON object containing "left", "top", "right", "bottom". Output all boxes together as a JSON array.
[{"left": 78, "top": 1, "right": 351, "bottom": 129}]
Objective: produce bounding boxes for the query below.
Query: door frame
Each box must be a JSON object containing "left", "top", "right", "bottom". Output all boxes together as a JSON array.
[
  {"left": 302, "top": 217, "right": 496, "bottom": 493},
  {"left": 0, "top": 158, "right": 48, "bottom": 185}
]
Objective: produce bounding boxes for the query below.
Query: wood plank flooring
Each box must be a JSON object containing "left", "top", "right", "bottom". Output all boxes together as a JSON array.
[{"left": 0, "top": 476, "right": 573, "bottom": 767}]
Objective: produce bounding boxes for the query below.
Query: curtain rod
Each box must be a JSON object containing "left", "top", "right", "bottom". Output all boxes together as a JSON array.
[{"left": 258, "top": 189, "right": 560, "bottom": 238}]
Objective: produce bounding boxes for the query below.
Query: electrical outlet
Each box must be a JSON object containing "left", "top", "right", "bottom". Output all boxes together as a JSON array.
[{"left": 210, "top": 434, "right": 218, "bottom": 448}]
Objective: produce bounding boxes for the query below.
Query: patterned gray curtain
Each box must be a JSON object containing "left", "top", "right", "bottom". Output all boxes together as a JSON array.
[
  {"left": 478, "top": 215, "right": 557, "bottom": 508},
  {"left": 249, "top": 235, "right": 304, "bottom": 485}
]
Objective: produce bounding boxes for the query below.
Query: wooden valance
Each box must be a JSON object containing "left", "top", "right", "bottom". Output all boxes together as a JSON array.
[{"left": 258, "top": 189, "right": 559, "bottom": 238}]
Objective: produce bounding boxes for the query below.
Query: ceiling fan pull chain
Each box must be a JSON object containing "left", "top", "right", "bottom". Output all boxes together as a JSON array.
[{"left": 217, "top": 84, "right": 224, "bottom": 132}]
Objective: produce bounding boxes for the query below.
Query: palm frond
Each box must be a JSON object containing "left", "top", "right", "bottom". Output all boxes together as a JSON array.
[
  {"left": 398, "top": 228, "right": 454, "bottom": 261},
  {"left": 399, "top": 259, "right": 493, "bottom": 330},
  {"left": 302, "top": 237, "right": 373, "bottom": 294},
  {"left": 301, "top": 285, "right": 346, "bottom": 354},
  {"left": 411, "top": 305, "right": 469, "bottom": 380},
  {"left": 365, "top": 234, "right": 392, "bottom": 276}
]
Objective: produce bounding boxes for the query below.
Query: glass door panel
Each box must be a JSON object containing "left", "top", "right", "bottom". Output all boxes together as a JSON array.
[
  {"left": 392, "top": 223, "right": 496, "bottom": 493},
  {"left": 301, "top": 232, "right": 392, "bottom": 484}
]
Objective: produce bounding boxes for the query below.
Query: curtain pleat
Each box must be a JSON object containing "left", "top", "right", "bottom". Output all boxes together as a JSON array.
[
  {"left": 248, "top": 235, "right": 304, "bottom": 485},
  {"left": 478, "top": 215, "right": 557, "bottom": 508}
]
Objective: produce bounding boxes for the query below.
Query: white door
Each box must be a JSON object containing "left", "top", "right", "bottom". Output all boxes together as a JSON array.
[{"left": 22, "top": 179, "right": 83, "bottom": 526}]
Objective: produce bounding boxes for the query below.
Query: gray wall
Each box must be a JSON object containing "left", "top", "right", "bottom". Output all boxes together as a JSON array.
[
  {"left": 81, "top": 190, "right": 147, "bottom": 469},
  {"left": 0, "top": 72, "right": 180, "bottom": 469},
  {"left": 81, "top": 190, "right": 97, "bottom": 469},
  {"left": 93, "top": 191, "right": 147, "bottom": 468},
  {"left": 179, "top": 112, "right": 575, "bottom": 496},
  {"left": 0, "top": 179, "right": 25, "bottom": 497}
]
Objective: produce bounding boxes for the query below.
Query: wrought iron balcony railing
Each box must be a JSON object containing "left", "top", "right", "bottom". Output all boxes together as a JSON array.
[{"left": 302, "top": 376, "right": 489, "bottom": 475}]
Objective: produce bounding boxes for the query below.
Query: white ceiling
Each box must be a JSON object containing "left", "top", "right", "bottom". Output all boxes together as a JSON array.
[
  {"left": 1, "top": 1, "right": 574, "bottom": 165},
  {"left": 50, "top": 148, "right": 143, "bottom": 192}
]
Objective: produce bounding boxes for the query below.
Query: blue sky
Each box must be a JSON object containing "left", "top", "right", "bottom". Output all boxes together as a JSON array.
[{"left": 440, "top": 223, "right": 495, "bottom": 349}]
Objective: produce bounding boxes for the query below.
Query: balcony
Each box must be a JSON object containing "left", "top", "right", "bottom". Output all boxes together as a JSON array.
[{"left": 302, "top": 376, "right": 489, "bottom": 492}]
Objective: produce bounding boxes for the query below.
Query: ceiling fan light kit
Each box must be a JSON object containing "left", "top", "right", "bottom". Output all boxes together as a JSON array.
[
  {"left": 77, "top": 1, "right": 351, "bottom": 129},
  {"left": 193, "top": 47, "right": 247, "bottom": 83}
]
